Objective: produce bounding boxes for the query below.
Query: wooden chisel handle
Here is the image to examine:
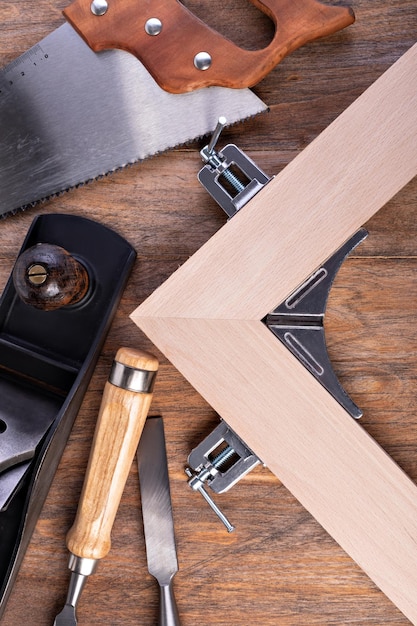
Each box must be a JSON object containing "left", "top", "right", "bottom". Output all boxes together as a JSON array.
[{"left": 66, "top": 347, "right": 159, "bottom": 561}]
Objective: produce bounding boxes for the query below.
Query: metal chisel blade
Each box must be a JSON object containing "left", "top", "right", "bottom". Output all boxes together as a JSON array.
[
  {"left": 137, "top": 416, "right": 178, "bottom": 585},
  {"left": 0, "top": 23, "right": 266, "bottom": 218},
  {"left": 53, "top": 603, "right": 77, "bottom": 626}
]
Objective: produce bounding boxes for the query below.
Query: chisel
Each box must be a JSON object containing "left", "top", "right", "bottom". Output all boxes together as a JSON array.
[
  {"left": 137, "top": 416, "right": 181, "bottom": 626},
  {"left": 53, "top": 346, "right": 159, "bottom": 626}
]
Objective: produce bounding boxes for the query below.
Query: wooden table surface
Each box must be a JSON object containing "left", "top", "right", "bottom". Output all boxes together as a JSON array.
[{"left": 0, "top": 1, "right": 416, "bottom": 624}]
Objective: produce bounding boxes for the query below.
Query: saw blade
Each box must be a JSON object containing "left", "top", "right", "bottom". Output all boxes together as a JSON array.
[{"left": 0, "top": 23, "right": 267, "bottom": 217}]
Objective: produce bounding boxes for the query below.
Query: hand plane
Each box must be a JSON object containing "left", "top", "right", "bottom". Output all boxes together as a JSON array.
[{"left": 0, "top": 213, "right": 136, "bottom": 618}]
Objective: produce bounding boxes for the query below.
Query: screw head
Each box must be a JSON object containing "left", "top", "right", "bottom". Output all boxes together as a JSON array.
[
  {"left": 145, "top": 17, "right": 163, "bottom": 36},
  {"left": 194, "top": 51, "right": 212, "bottom": 71},
  {"left": 91, "top": 0, "right": 108, "bottom": 16},
  {"left": 27, "top": 264, "right": 48, "bottom": 285}
]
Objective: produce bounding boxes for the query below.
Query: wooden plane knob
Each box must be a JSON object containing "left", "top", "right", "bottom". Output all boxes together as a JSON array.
[{"left": 12, "top": 243, "right": 89, "bottom": 310}]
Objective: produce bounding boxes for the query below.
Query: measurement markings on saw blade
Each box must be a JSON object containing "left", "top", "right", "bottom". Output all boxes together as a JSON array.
[{"left": 0, "top": 45, "right": 50, "bottom": 97}]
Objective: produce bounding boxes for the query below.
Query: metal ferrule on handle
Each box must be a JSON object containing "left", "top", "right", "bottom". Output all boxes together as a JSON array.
[{"left": 109, "top": 360, "right": 156, "bottom": 393}]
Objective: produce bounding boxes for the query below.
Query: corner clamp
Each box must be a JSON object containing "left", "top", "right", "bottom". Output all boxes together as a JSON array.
[
  {"left": 198, "top": 116, "right": 271, "bottom": 219},
  {"left": 186, "top": 119, "right": 366, "bottom": 530}
]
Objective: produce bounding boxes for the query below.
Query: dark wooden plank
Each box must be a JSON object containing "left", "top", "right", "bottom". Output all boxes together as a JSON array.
[{"left": 0, "top": 1, "right": 416, "bottom": 624}]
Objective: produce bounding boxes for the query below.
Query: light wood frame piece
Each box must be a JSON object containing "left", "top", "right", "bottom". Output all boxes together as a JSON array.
[{"left": 132, "top": 44, "right": 417, "bottom": 622}]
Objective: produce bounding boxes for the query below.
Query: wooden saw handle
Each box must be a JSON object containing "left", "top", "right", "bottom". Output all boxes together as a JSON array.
[
  {"left": 64, "top": 0, "right": 354, "bottom": 94},
  {"left": 66, "top": 347, "right": 159, "bottom": 561}
]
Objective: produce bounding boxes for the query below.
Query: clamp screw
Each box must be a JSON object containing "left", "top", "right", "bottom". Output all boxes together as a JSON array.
[
  {"left": 185, "top": 467, "right": 235, "bottom": 532},
  {"left": 205, "top": 116, "right": 227, "bottom": 160}
]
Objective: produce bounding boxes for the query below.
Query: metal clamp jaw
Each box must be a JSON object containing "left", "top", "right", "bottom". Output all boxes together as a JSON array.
[
  {"left": 189, "top": 119, "right": 365, "bottom": 531},
  {"left": 198, "top": 117, "right": 271, "bottom": 219},
  {"left": 186, "top": 420, "right": 261, "bottom": 532}
]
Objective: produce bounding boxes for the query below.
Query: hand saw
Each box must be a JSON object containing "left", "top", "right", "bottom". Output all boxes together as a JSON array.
[{"left": 0, "top": 0, "right": 354, "bottom": 218}]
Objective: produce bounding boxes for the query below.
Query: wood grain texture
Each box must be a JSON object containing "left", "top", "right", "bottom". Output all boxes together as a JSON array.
[
  {"left": 130, "top": 55, "right": 417, "bottom": 624},
  {"left": 0, "top": 1, "right": 416, "bottom": 625},
  {"left": 64, "top": 0, "right": 354, "bottom": 92},
  {"left": 134, "top": 44, "right": 417, "bottom": 322},
  {"left": 131, "top": 26, "right": 417, "bottom": 626}
]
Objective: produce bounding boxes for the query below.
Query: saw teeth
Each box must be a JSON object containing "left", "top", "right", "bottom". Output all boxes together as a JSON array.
[{"left": 1, "top": 107, "right": 269, "bottom": 220}]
